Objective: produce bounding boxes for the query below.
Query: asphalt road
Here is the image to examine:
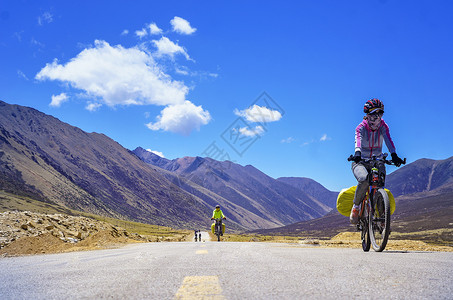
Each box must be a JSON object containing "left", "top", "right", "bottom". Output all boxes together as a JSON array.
[{"left": 1, "top": 235, "right": 452, "bottom": 299}]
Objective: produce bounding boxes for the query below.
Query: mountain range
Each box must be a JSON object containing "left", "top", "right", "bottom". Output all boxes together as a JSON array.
[
  {"left": 0, "top": 100, "right": 335, "bottom": 230},
  {"left": 1, "top": 100, "right": 451, "bottom": 236},
  {"left": 133, "top": 147, "right": 336, "bottom": 229}
]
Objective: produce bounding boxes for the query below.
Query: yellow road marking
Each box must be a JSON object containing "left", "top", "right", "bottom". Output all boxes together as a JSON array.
[
  {"left": 196, "top": 250, "right": 208, "bottom": 254},
  {"left": 175, "top": 276, "right": 225, "bottom": 299}
]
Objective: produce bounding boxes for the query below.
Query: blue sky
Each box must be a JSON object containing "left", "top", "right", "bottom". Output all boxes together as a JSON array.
[{"left": 1, "top": 0, "right": 452, "bottom": 192}]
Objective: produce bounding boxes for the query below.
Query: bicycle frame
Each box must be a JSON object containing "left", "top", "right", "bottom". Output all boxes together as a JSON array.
[{"left": 213, "top": 218, "right": 223, "bottom": 242}]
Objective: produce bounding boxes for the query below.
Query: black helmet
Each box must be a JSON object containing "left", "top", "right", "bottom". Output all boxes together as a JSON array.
[{"left": 364, "top": 98, "right": 384, "bottom": 114}]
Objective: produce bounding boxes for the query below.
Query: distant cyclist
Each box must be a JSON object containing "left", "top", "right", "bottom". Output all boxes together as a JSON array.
[
  {"left": 350, "top": 99, "right": 404, "bottom": 224},
  {"left": 211, "top": 205, "right": 226, "bottom": 236}
]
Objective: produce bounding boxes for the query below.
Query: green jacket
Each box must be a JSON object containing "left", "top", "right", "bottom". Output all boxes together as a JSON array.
[{"left": 212, "top": 209, "right": 225, "bottom": 219}]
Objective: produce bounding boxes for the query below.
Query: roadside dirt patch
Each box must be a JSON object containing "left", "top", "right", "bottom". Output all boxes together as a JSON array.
[{"left": 0, "top": 211, "right": 147, "bottom": 257}]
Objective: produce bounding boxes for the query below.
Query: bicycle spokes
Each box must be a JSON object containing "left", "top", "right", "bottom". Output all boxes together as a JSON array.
[{"left": 369, "top": 189, "right": 391, "bottom": 252}]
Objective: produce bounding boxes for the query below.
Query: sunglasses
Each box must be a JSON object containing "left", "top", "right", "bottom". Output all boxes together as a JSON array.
[{"left": 368, "top": 112, "right": 383, "bottom": 121}]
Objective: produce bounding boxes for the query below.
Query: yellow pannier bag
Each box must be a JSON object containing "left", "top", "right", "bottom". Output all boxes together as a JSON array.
[
  {"left": 336, "top": 186, "right": 396, "bottom": 217},
  {"left": 211, "top": 222, "right": 225, "bottom": 234}
]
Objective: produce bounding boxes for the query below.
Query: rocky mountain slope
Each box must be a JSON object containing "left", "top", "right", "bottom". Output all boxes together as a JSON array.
[
  {"left": 276, "top": 177, "right": 337, "bottom": 208},
  {"left": 386, "top": 156, "right": 453, "bottom": 197},
  {"left": 133, "top": 147, "right": 334, "bottom": 229},
  {"left": 0, "top": 100, "right": 209, "bottom": 228}
]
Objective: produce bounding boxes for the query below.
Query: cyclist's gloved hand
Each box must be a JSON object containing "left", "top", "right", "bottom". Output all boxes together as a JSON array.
[
  {"left": 391, "top": 153, "right": 404, "bottom": 167},
  {"left": 353, "top": 151, "right": 362, "bottom": 163}
]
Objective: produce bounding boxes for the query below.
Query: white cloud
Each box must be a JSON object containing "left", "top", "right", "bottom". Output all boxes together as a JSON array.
[
  {"left": 146, "top": 149, "right": 165, "bottom": 158},
  {"left": 237, "top": 126, "right": 265, "bottom": 137},
  {"left": 86, "top": 102, "right": 102, "bottom": 112},
  {"left": 50, "top": 93, "right": 68, "bottom": 107},
  {"left": 31, "top": 38, "right": 45, "bottom": 48},
  {"left": 17, "top": 70, "right": 29, "bottom": 80},
  {"left": 320, "top": 134, "right": 331, "bottom": 141},
  {"left": 171, "top": 16, "right": 197, "bottom": 35},
  {"left": 281, "top": 137, "right": 295, "bottom": 143},
  {"left": 38, "top": 12, "right": 53, "bottom": 26},
  {"left": 152, "top": 36, "right": 191, "bottom": 60},
  {"left": 149, "top": 23, "right": 163, "bottom": 35},
  {"left": 234, "top": 105, "right": 282, "bottom": 123},
  {"left": 175, "top": 67, "right": 189, "bottom": 75},
  {"left": 135, "top": 28, "right": 148, "bottom": 38},
  {"left": 146, "top": 100, "right": 211, "bottom": 136},
  {"left": 121, "top": 29, "right": 129, "bottom": 36},
  {"left": 35, "top": 40, "right": 189, "bottom": 109}
]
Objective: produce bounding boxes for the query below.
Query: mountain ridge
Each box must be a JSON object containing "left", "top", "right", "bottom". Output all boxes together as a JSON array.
[
  {"left": 133, "top": 147, "right": 335, "bottom": 228},
  {"left": 0, "top": 100, "right": 209, "bottom": 228}
]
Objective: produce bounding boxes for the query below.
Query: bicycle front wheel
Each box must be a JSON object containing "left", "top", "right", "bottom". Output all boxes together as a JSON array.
[{"left": 369, "top": 188, "right": 390, "bottom": 252}]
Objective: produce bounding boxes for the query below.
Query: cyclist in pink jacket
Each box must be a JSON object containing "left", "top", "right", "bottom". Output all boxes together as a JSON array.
[{"left": 350, "top": 99, "right": 404, "bottom": 224}]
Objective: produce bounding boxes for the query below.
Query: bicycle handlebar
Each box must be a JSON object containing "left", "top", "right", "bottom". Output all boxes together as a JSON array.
[{"left": 347, "top": 153, "right": 406, "bottom": 166}]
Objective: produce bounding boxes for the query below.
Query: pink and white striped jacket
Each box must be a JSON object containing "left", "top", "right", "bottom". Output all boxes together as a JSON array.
[{"left": 354, "top": 119, "right": 396, "bottom": 158}]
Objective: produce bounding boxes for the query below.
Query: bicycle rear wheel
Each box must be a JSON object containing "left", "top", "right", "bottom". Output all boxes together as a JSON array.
[
  {"left": 369, "top": 188, "right": 390, "bottom": 252},
  {"left": 216, "top": 224, "right": 221, "bottom": 242},
  {"left": 360, "top": 218, "right": 370, "bottom": 252}
]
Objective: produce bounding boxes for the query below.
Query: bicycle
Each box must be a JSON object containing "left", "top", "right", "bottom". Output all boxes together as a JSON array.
[
  {"left": 213, "top": 218, "right": 224, "bottom": 242},
  {"left": 348, "top": 153, "right": 406, "bottom": 252}
]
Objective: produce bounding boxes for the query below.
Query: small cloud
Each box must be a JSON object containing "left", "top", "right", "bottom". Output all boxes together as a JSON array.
[
  {"left": 320, "top": 134, "right": 331, "bottom": 141},
  {"left": 149, "top": 23, "right": 163, "bottom": 35},
  {"left": 281, "top": 137, "right": 295, "bottom": 143},
  {"left": 301, "top": 140, "right": 314, "bottom": 147},
  {"left": 146, "top": 100, "right": 211, "bottom": 136},
  {"left": 86, "top": 102, "right": 102, "bottom": 112},
  {"left": 152, "top": 36, "right": 192, "bottom": 61},
  {"left": 17, "top": 70, "right": 29, "bottom": 80},
  {"left": 38, "top": 12, "right": 53, "bottom": 26},
  {"left": 31, "top": 38, "right": 45, "bottom": 48},
  {"left": 50, "top": 93, "right": 68, "bottom": 107},
  {"left": 237, "top": 126, "right": 265, "bottom": 137},
  {"left": 301, "top": 135, "right": 330, "bottom": 146},
  {"left": 14, "top": 31, "right": 24, "bottom": 42},
  {"left": 121, "top": 29, "right": 129, "bottom": 36},
  {"left": 171, "top": 16, "right": 197, "bottom": 35},
  {"left": 135, "top": 28, "right": 148, "bottom": 39},
  {"left": 235, "top": 105, "right": 282, "bottom": 123},
  {"left": 146, "top": 149, "right": 165, "bottom": 158},
  {"left": 175, "top": 67, "right": 189, "bottom": 75}
]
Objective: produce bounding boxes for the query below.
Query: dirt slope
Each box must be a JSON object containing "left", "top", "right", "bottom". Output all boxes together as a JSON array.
[{"left": 0, "top": 211, "right": 148, "bottom": 256}]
